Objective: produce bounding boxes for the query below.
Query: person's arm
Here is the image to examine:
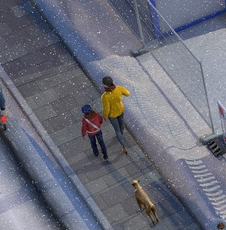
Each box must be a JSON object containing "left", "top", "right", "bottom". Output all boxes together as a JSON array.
[
  {"left": 81, "top": 118, "right": 87, "bottom": 137},
  {"left": 121, "top": 86, "right": 130, "bottom": 97},
  {"left": 98, "top": 113, "right": 103, "bottom": 124},
  {"left": 101, "top": 95, "right": 110, "bottom": 119}
]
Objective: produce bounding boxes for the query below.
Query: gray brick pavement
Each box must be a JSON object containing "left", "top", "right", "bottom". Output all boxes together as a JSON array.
[{"left": 0, "top": 0, "right": 201, "bottom": 229}]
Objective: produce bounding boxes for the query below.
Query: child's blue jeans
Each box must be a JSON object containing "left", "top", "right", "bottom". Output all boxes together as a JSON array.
[{"left": 88, "top": 131, "right": 107, "bottom": 156}]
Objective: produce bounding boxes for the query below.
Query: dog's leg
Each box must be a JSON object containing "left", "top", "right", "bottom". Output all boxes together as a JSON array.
[
  {"left": 136, "top": 198, "right": 142, "bottom": 211},
  {"left": 146, "top": 205, "right": 155, "bottom": 225},
  {"left": 147, "top": 211, "right": 155, "bottom": 225},
  {"left": 151, "top": 207, "right": 159, "bottom": 223}
]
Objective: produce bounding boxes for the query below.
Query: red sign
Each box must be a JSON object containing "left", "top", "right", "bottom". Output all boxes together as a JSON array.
[{"left": 218, "top": 101, "right": 226, "bottom": 144}]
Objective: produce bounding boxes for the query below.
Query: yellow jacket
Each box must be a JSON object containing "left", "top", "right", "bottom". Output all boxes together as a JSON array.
[{"left": 101, "top": 85, "right": 130, "bottom": 119}]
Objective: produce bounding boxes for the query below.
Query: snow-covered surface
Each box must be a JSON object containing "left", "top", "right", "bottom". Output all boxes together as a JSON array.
[{"left": 0, "top": 133, "right": 64, "bottom": 230}]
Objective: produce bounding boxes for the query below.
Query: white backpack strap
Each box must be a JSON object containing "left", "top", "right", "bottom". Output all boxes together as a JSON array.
[{"left": 84, "top": 118, "right": 100, "bottom": 131}]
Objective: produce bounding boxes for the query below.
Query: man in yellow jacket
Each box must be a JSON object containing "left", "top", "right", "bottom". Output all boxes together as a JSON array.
[{"left": 101, "top": 76, "right": 130, "bottom": 154}]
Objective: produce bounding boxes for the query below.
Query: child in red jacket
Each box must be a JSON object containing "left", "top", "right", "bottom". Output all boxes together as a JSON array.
[{"left": 81, "top": 104, "right": 108, "bottom": 160}]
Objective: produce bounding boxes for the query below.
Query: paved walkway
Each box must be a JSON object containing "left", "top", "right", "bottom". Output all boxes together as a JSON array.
[{"left": 0, "top": 0, "right": 201, "bottom": 230}]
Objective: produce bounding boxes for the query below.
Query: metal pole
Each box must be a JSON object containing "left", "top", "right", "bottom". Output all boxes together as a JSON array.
[
  {"left": 200, "top": 61, "right": 214, "bottom": 133},
  {"left": 133, "top": 0, "right": 145, "bottom": 48}
]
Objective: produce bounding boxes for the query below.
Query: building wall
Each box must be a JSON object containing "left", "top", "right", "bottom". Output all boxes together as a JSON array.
[{"left": 151, "top": 0, "right": 226, "bottom": 32}]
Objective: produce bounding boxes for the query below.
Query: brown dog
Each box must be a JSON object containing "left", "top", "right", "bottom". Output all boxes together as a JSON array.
[{"left": 132, "top": 179, "right": 159, "bottom": 225}]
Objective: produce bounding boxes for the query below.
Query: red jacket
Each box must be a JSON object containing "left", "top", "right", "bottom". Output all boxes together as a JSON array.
[{"left": 81, "top": 110, "right": 103, "bottom": 137}]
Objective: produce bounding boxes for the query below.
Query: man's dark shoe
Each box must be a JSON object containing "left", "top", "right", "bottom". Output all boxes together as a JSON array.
[{"left": 103, "top": 155, "right": 108, "bottom": 160}]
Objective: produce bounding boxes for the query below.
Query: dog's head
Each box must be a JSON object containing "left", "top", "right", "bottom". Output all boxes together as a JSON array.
[{"left": 132, "top": 179, "right": 140, "bottom": 188}]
